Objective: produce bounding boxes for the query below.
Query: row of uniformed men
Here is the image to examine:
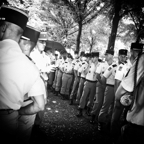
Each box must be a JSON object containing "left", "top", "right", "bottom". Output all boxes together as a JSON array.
[
  {"left": 51, "top": 46, "right": 136, "bottom": 127},
  {"left": 0, "top": 5, "right": 55, "bottom": 144}
]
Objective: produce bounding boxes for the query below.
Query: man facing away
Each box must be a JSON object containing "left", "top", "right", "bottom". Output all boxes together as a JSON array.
[{"left": 0, "top": 5, "right": 45, "bottom": 144}]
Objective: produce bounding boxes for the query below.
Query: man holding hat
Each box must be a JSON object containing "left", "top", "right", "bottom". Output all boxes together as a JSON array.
[
  {"left": 0, "top": 5, "right": 45, "bottom": 143},
  {"left": 76, "top": 52, "right": 99, "bottom": 117}
]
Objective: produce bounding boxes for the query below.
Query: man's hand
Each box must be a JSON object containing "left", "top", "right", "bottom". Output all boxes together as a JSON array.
[
  {"left": 47, "top": 65, "right": 56, "bottom": 73},
  {"left": 18, "top": 94, "right": 45, "bottom": 115}
]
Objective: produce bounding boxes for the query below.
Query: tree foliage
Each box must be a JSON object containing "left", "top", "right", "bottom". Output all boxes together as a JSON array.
[{"left": 50, "top": 0, "right": 106, "bottom": 52}]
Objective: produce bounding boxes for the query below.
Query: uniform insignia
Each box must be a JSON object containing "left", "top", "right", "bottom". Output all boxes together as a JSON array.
[
  {"left": 108, "top": 67, "right": 112, "bottom": 71},
  {"left": 119, "top": 66, "right": 122, "bottom": 71},
  {"left": 112, "top": 64, "right": 117, "bottom": 67}
]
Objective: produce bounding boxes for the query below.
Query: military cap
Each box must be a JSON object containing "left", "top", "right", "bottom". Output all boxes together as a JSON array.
[
  {"left": 74, "top": 51, "right": 79, "bottom": 54},
  {"left": 39, "top": 32, "right": 47, "bottom": 40},
  {"left": 60, "top": 50, "right": 67, "bottom": 55},
  {"left": 131, "top": 43, "right": 143, "bottom": 51},
  {"left": 91, "top": 52, "right": 99, "bottom": 57},
  {"left": 118, "top": 49, "right": 128, "bottom": 56},
  {"left": 0, "top": 5, "right": 28, "bottom": 30},
  {"left": 105, "top": 50, "right": 114, "bottom": 55},
  {"left": 87, "top": 53, "right": 92, "bottom": 58},
  {"left": 84, "top": 53, "right": 88, "bottom": 57},
  {"left": 21, "top": 25, "right": 40, "bottom": 43},
  {"left": 80, "top": 51, "right": 85, "bottom": 56},
  {"left": 67, "top": 53, "right": 73, "bottom": 59},
  {"left": 98, "top": 58, "right": 103, "bottom": 62}
]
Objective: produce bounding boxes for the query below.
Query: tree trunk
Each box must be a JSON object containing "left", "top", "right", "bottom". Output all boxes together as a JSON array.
[
  {"left": 76, "top": 20, "right": 83, "bottom": 53},
  {"left": 107, "top": 1, "right": 121, "bottom": 50}
]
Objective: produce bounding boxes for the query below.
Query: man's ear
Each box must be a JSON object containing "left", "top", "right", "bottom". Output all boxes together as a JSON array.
[{"left": 1, "top": 23, "right": 7, "bottom": 33}]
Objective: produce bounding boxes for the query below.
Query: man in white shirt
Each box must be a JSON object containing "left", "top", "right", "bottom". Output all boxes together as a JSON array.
[
  {"left": 89, "top": 50, "right": 111, "bottom": 124},
  {"left": 110, "top": 43, "right": 144, "bottom": 143},
  {"left": 114, "top": 49, "right": 132, "bottom": 93},
  {"left": 75, "top": 53, "right": 90, "bottom": 105},
  {"left": 0, "top": 6, "right": 45, "bottom": 144},
  {"left": 30, "top": 32, "right": 55, "bottom": 87},
  {"left": 76, "top": 52, "right": 99, "bottom": 117},
  {"left": 98, "top": 50, "right": 117, "bottom": 130},
  {"left": 69, "top": 53, "right": 86, "bottom": 105}
]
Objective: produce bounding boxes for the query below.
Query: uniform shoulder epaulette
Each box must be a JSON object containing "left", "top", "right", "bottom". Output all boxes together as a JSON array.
[
  {"left": 26, "top": 55, "right": 32, "bottom": 61},
  {"left": 76, "top": 59, "right": 79, "bottom": 63},
  {"left": 121, "top": 62, "right": 125, "bottom": 65},
  {"left": 112, "top": 64, "right": 117, "bottom": 67},
  {"left": 26, "top": 55, "right": 35, "bottom": 64}
]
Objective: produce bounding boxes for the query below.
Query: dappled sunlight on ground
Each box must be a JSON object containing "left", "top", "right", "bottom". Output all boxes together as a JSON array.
[{"left": 31, "top": 91, "right": 111, "bottom": 144}]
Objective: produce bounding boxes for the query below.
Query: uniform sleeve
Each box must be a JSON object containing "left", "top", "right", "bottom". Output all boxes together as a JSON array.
[
  {"left": 28, "top": 76, "right": 46, "bottom": 98},
  {"left": 103, "top": 66, "right": 112, "bottom": 78},
  {"left": 121, "top": 54, "right": 144, "bottom": 92},
  {"left": 74, "top": 62, "right": 79, "bottom": 70},
  {"left": 115, "top": 65, "right": 124, "bottom": 81},
  {"left": 82, "top": 62, "right": 88, "bottom": 71},
  {"left": 96, "top": 63, "right": 102, "bottom": 74}
]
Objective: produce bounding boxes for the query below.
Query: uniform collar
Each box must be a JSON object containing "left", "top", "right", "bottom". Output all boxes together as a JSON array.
[{"left": 0, "top": 39, "right": 23, "bottom": 53}]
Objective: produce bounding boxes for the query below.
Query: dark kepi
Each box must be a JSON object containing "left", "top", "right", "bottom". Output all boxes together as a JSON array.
[
  {"left": 21, "top": 25, "right": 40, "bottom": 43},
  {"left": 0, "top": 5, "right": 28, "bottom": 30}
]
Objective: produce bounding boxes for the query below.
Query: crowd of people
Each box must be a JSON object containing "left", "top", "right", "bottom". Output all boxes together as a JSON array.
[{"left": 0, "top": 4, "right": 144, "bottom": 144}]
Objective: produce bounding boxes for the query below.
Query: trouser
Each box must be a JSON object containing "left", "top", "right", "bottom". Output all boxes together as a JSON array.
[
  {"left": 76, "top": 77, "right": 85, "bottom": 103},
  {"left": 48, "top": 72, "right": 55, "bottom": 86},
  {"left": 17, "top": 114, "right": 36, "bottom": 144},
  {"left": 90, "top": 82, "right": 106, "bottom": 121},
  {"left": 0, "top": 110, "right": 18, "bottom": 143},
  {"left": 70, "top": 76, "right": 80, "bottom": 100},
  {"left": 79, "top": 80, "right": 97, "bottom": 109},
  {"left": 55, "top": 70, "right": 63, "bottom": 92},
  {"left": 60, "top": 73, "right": 73, "bottom": 96},
  {"left": 52, "top": 69, "right": 59, "bottom": 89},
  {"left": 98, "top": 85, "right": 115, "bottom": 124},
  {"left": 34, "top": 110, "right": 45, "bottom": 126},
  {"left": 117, "top": 122, "right": 144, "bottom": 144}
]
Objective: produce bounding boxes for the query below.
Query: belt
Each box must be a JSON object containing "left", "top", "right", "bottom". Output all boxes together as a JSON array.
[
  {"left": 64, "top": 72, "right": 73, "bottom": 75},
  {"left": 86, "top": 79, "right": 97, "bottom": 83},
  {"left": 127, "top": 122, "right": 144, "bottom": 130},
  {"left": 58, "top": 69, "right": 63, "bottom": 73},
  {"left": 24, "top": 98, "right": 32, "bottom": 102},
  {"left": 0, "top": 109, "right": 15, "bottom": 114},
  {"left": 106, "top": 84, "right": 114, "bottom": 87},
  {"left": 80, "top": 77, "right": 85, "bottom": 80}
]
